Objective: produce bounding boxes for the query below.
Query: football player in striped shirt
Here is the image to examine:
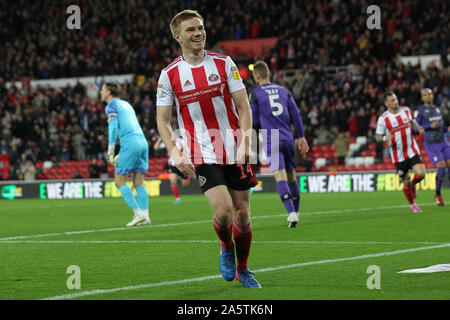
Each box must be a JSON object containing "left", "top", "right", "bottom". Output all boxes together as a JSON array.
[
  {"left": 375, "top": 91, "right": 426, "bottom": 212},
  {"left": 156, "top": 10, "right": 260, "bottom": 288}
]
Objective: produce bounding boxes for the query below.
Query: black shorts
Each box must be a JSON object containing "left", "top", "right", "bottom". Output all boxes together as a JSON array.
[
  {"left": 195, "top": 163, "right": 258, "bottom": 193},
  {"left": 395, "top": 154, "right": 423, "bottom": 179},
  {"left": 168, "top": 165, "right": 188, "bottom": 180}
]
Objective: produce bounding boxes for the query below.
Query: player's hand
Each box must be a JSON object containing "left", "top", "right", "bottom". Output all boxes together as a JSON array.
[
  {"left": 235, "top": 141, "right": 255, "bottom": 164},
  {"left": 430, "top": 121, "right": 439, "bottom": 129},
  {"left": 297, "top": 137, "right": 309, "bottom": 158},
  {"left": 385, "top": 133, "right": 392, "bottom": 142},
  {"left": 107, "top": 145, "right": 118, "bottom": 166},
  {"left": 171, "top": 148, "right": 195, "bottom": 177},
  {"left": 419, "top": 127, "right": 425, "bottom": 135}
]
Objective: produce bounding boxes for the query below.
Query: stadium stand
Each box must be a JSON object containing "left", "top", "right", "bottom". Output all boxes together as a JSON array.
[{"left": 0, "top": 0, "right": 449, "bottom": 180}]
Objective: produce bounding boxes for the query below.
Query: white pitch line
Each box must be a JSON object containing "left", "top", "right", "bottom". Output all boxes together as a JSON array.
[
  {"left": 0, "top": 202, "right": 436, "bottom": 242},
  {"left": 41, "top": 242, "right": 450, "bottom": 300},
  {"left": 0, "top": 202, "right": 116, "bottom": 211},
  {"left": 0, "top": 239, "right": 445, "bottom": 245}
]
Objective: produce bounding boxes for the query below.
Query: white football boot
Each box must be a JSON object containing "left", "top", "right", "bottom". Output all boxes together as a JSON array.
[
  {"left": 126, "top": 210, "right": 147, "bottom": 227},
  {"left": 287, "top": 212, "right": 299, "bottom": 228}
]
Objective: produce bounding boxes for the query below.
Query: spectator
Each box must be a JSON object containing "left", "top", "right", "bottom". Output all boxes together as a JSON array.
[
  {"left": 301, "top": 154, "right": 313, "bottom": 172},
  {"left": 314, "top": 127, "right": 331, "bottom": 145},
  {"left": 72, "top": 125, "right": 87, "bottom": 161},
  {"left": 72, "top": 171, "right": 83, "bottom": 179},
  {"left": 346, "top": 110, "right": 359, "bottom": 137},
  {"left": 333, "top": 132, "right": 350, "bottom": 165},
  {"left": 88, "top": 159, "right": 100, "bottom": 178},
  {"left": 356, "top": 107, "right": 369, "bottom": 136},
  {"left": 0, "top": 147, "right": 10, "bottom": 180},
  {"left": 20, "top": 159, "right": 36, "bottom": 181}
]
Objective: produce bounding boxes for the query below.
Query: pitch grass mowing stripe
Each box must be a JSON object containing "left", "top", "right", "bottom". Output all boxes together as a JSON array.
[
  {"left": 41, "top": 242, "right": 450, "bottom": 300},
  {"left": 0, "top": 202, "right": 436, "bottom": 242},
  {"left": 0, "top": 240, "right": 445, "bottom": 245}
]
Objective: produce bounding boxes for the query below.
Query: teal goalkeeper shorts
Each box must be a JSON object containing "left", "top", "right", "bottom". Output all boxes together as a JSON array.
[{"left": 115, "top": 134, "right": 149, "bottom": 175}]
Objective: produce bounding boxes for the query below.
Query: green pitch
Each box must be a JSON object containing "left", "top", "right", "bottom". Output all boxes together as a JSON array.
[{"left": 0, "top": 190, "right": 449, "bottom": 300}]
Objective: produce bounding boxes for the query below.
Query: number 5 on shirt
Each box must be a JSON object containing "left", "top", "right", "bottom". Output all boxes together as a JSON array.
[{"left": 269, "top": 94, "right": 283, "bottom": 116}]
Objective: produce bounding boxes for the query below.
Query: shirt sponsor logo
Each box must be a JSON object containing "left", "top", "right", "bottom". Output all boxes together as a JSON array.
[
  {"left": 231, "top": 66, "right": 241, "bottom": 80},
  {"left": 178, "top": 83, "right": 226, "bottom": 104}
]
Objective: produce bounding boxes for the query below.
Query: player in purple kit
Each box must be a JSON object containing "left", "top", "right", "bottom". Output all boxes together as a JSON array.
[
  {"left": 250, "top": 61, "right": 309, "bottom": 227},
  {"left": 416, "top": 88, "right": 450, "bottom": 206}
]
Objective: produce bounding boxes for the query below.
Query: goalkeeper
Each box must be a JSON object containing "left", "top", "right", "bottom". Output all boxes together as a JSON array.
[{"left": 101, "top": 82, "right": 150, "bottom": 226}]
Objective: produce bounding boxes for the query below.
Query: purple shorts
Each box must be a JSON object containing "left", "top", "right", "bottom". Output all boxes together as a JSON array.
[
  {"left": 265, "top": 139, "right": 296, "bottom": 172},
  {"left": 425, "top": 141, "right": 450, "bottom": 165}
]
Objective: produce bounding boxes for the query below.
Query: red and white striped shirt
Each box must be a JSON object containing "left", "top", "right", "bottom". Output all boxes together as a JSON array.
[
  {"left": 376, "top": 106, "right": 420, "bottom": 163},
  {"left": 157, "top": 50, "right": 245, "bottom": 166}
]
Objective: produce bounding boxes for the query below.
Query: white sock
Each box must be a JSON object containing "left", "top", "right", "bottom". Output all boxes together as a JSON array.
[{"left": 140, "top": 209, "right": 150, "bottom": 221}]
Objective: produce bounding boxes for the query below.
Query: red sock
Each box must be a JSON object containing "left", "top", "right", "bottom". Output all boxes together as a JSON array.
[
  {"left": 403, "top": 186, "right": 414, "bottom": 205},
  {"left": 233, "top": 221, "right": 252, "bottom": 271},
  {"left": 171, "top": 184, "right": 180, "bottom": 199},
  {"left": 411, "top": 176, "right": 423, "bottom": 187},
  {"left": 213, "top": 217, "right": 234, "bottom": 250}
]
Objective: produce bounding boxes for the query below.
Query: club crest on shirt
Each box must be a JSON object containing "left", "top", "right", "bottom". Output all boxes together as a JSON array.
[
  {"left": 208, "top": 73, "right": 219, "bottom": 82},
  {"left": 198, "top": 175, "right": 207, "bottom": 187}
]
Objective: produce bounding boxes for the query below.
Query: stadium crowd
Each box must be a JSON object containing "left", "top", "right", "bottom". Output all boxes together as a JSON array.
[{"left": 0, "top": 0, "right": 449, "bottom": 180}]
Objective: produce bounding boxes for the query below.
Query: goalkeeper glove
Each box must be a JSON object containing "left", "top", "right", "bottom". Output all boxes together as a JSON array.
[{"left": 107, "top": 145, "right": 119, "bottom": 166}]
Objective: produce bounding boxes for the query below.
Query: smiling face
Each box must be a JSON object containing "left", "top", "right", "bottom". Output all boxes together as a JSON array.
[{"left": 174, "top": 17, "right": 206, "bottom": 53}]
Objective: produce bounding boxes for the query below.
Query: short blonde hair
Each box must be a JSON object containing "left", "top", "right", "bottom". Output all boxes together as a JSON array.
[
  {"left": 253, "top": 60, "right": 270, "bottom": 79},
  {"left": 170, "top": 10, "right": 203, "bottom": 37}
]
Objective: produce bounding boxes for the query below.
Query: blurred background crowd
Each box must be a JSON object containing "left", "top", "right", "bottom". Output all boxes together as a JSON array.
[{"left": 0, "top": 0, "right": 449, "bottom": 180}]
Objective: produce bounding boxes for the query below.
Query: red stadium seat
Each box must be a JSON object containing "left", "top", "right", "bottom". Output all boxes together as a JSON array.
[
  {"left": 361, "top": 150, "right": 376, "bottom": 157},
  {"left": 320, "top": 145, "right": 332, "bottom": 152}
]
